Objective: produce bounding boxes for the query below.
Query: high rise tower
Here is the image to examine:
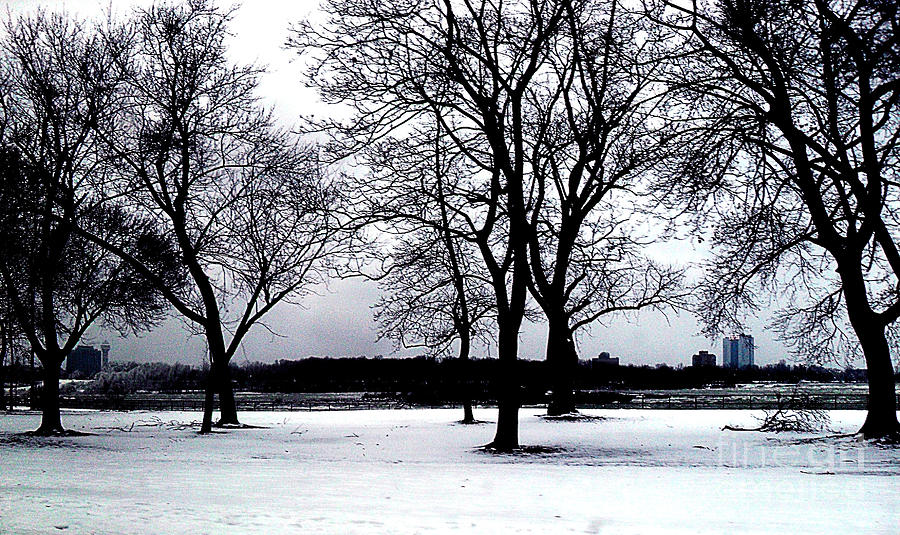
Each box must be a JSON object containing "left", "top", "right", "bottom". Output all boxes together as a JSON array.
[
  {"left": 723, "top": 334, "right": 754, "bottom": 368},
  {"left": 100, "top": 340, "right": 111, "bottom": 369}
]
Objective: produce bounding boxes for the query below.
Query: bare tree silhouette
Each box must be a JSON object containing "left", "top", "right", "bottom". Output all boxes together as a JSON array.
[
  {"left": 294, "top": 0, "right": 686, "bottom": 435},
  {"left": 292, "top": 0, "right": 594, "bottom": 450},
  {"left": 523, "top": 0, "right": 687, "bottom": 415},
  {"left": 652, "top": 0, "right": 900, "bottom": 438},
  {"left": 0, "top": 11, "right": 178, "bottom": 434},
  {"left": 367, "top": 120, "right": 497, "bottom": 423},
  {"left": 82, "top": 1, "right": 347, "bottom": 433}
]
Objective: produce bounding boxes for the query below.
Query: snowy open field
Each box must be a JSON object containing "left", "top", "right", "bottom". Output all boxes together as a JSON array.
[{"left": 1, "top": 408, "right": 898, "bottom": 534}]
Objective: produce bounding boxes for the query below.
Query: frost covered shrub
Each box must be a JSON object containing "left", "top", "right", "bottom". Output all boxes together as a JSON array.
[{"left": 82, "top": 363, "right": 202, "bottom": 397}]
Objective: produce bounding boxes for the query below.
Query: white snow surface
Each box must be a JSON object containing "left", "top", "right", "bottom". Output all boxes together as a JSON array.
[{"left": 1, "top": 408, "right": 898, "bottom": 534}]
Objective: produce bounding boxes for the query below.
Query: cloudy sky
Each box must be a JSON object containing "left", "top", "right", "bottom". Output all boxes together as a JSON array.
[{"left": 3, "top": 0, "right": 794, "bottom": 367}]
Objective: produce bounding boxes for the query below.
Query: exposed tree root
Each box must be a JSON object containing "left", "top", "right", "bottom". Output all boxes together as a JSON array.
[
  {"left": 456, "top": 419, "right": 488, "bottom": 425},
  {"left": 214, "top": 422, "right": 268, "bottom": 429},
  {"left": 858, "top": 420, "right": 900, "bottom": 441},
  {"left": 539, "top": 412, "right": 604, "bottom": 422},
  {"left": 722, "top": 425, "right": 763, "bottom": 432},
  {"left": 783, "top": 433, "right": 859, "bottom": 445},
  {"left": 23, "top": 428, "right": 93, "bottom": 437},
  {"left": 93, "top": 423, "right": 136, "bottom": 433},
  {"left": 867, "top": 431, "right": 900, "bottom": 446},
  {"left": 479, "top": 443, "right": 566, "bottom": 455}
]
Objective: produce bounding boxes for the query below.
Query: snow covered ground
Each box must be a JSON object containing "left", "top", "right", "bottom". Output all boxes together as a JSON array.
[{"left": 1, "top": 408, "right": 897, "bottom": 534}]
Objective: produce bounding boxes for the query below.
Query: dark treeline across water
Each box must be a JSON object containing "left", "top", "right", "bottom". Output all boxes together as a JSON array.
[{"left": 15, "top": 357, "right": 884, "bottom": 406}]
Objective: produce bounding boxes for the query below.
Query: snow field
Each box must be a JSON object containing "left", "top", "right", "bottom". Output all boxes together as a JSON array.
[{"left": 1, "top": 408, "right": 897, "bottom": 534}]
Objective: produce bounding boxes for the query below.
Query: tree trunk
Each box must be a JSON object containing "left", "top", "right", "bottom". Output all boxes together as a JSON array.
[
  {"left": 463, "top": 399, "right": 475, "bottom": 424},
  {"left": 34, "top": 360, "right": 63, "bottom": 435},
  {"left": 458, "top": 329, "right": 476, "bottom": 424},
  {"left": 0, "top": 367, "right": 5, "bottom": 411},
  {"left": 200, "top": 362, "right": 216, "bottom": 434},
  {"left": 546, "top": 318, "right": 578, "bottom": 416},
  {"left": 488, "top": 321, "right": 519, "bottom": 450},
  {"left": 0, "top": 328, "right": 6, "bottom": 411},
  {"left": 29, "top": 349, "right": 36, "bottom": 409},
  {"left": 854, "top": 322, "right": 900, "bottom": 438},
  {"left": 216, "top": 362, "right": 240, "bottom": 426},
  {"left": 840, "top": 263, "right": 900, "bottom": 438}
]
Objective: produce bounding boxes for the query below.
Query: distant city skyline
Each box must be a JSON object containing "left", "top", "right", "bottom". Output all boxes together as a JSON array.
[{"left": 84, "top": 277, "right": 799, "bottom": 368}]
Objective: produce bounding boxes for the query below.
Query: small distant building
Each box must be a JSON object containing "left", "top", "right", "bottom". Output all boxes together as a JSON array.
[
  {"left": 592, "top": 352, "right": 620, "bottom": 367},
  {"left": 723, "top": 334, "right": 754, "bottom": 368},
  {"left": 66, "top": 345, "right": 102, "bottom": 377},
  {"left": 691, "top": 350, "right": 717, "bottom": 367}
]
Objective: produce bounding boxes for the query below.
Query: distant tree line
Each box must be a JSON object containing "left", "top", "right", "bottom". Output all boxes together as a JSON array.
[
  {"left": 74, "top": 362, "right": 205, "bottom": 398},
  {"left": 39, "top": 357, "right": 886, "bottom": 405},
  {"left": 232, "top": 358, "right": 882, "bottom": 396}
]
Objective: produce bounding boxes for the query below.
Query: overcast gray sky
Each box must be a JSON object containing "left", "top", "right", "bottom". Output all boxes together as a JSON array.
[{"left": 4, "top": 0, "right": 797, "bottom": 367}]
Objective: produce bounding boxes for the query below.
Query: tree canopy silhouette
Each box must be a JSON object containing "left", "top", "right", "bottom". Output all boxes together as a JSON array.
[{"left": 652, "top": 0, "right": 900, "bottom": 438}]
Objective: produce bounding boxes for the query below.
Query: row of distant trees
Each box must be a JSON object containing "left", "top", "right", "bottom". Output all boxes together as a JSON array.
[
  {"left": 55, "top": 358, "right": 874, "bottom": 401},
  {"left": 1, "top": 0, "right": 898, "bottom": 446}
]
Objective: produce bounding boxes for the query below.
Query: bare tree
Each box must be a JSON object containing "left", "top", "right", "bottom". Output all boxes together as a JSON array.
[
  {"left": 652, "top": 0, "right": 900, "bottom": 438},
  {"left": 374, "top": 229, "right": 495, "bottom": 422},
  {"left": 0, "top": 9, "right": 178, "bottom": 433},
  {"left": 293, "top": 0, "right": 576, "bottom": 450},
  {"left": 523, "top": 0, "right": 687, "bottom": 415},
  {"left": 0, "top": 287, "right": 14, "bottom": 411},
  {"left": 85, "top": 1, "right": 345, "bottom": 433},
  {"left": 351, "top": 114, "right": 496, "bottom": 424}
]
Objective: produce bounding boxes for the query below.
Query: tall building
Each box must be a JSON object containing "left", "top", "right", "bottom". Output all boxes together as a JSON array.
[
  {"left": 722, "top": 335, "right": 754, "bottom": 368},
  {"left": 100, "top": 340, "right": 111, "bottom": 369},
  {"left": 66, "top": 345, "right": 102, "bottom": 376}
]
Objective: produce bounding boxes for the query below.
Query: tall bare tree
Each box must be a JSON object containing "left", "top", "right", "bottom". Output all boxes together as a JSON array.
[
  {"left": 374, "top": 227, "right": 495, "bottom": 423},
  {"left": 0, "top": 11, "right": 177, "bottom": 434},
  {"left": 523, "top": 0, "right": 687, "bottom": 415},
  {"left": 652, "top": 0, "right": 900, "bottom": 438},
  {"left": 369, "top": 126, "right": 496, "bottom": 423},
  {"left": 293, "top": 0, "right": 574, "bottom": 450},
  {"left": 0, "top": 282, "right": 16, "bottom": 411},
  {"left": 85, "top": 1, "right": 345, "bottom": 433}
]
